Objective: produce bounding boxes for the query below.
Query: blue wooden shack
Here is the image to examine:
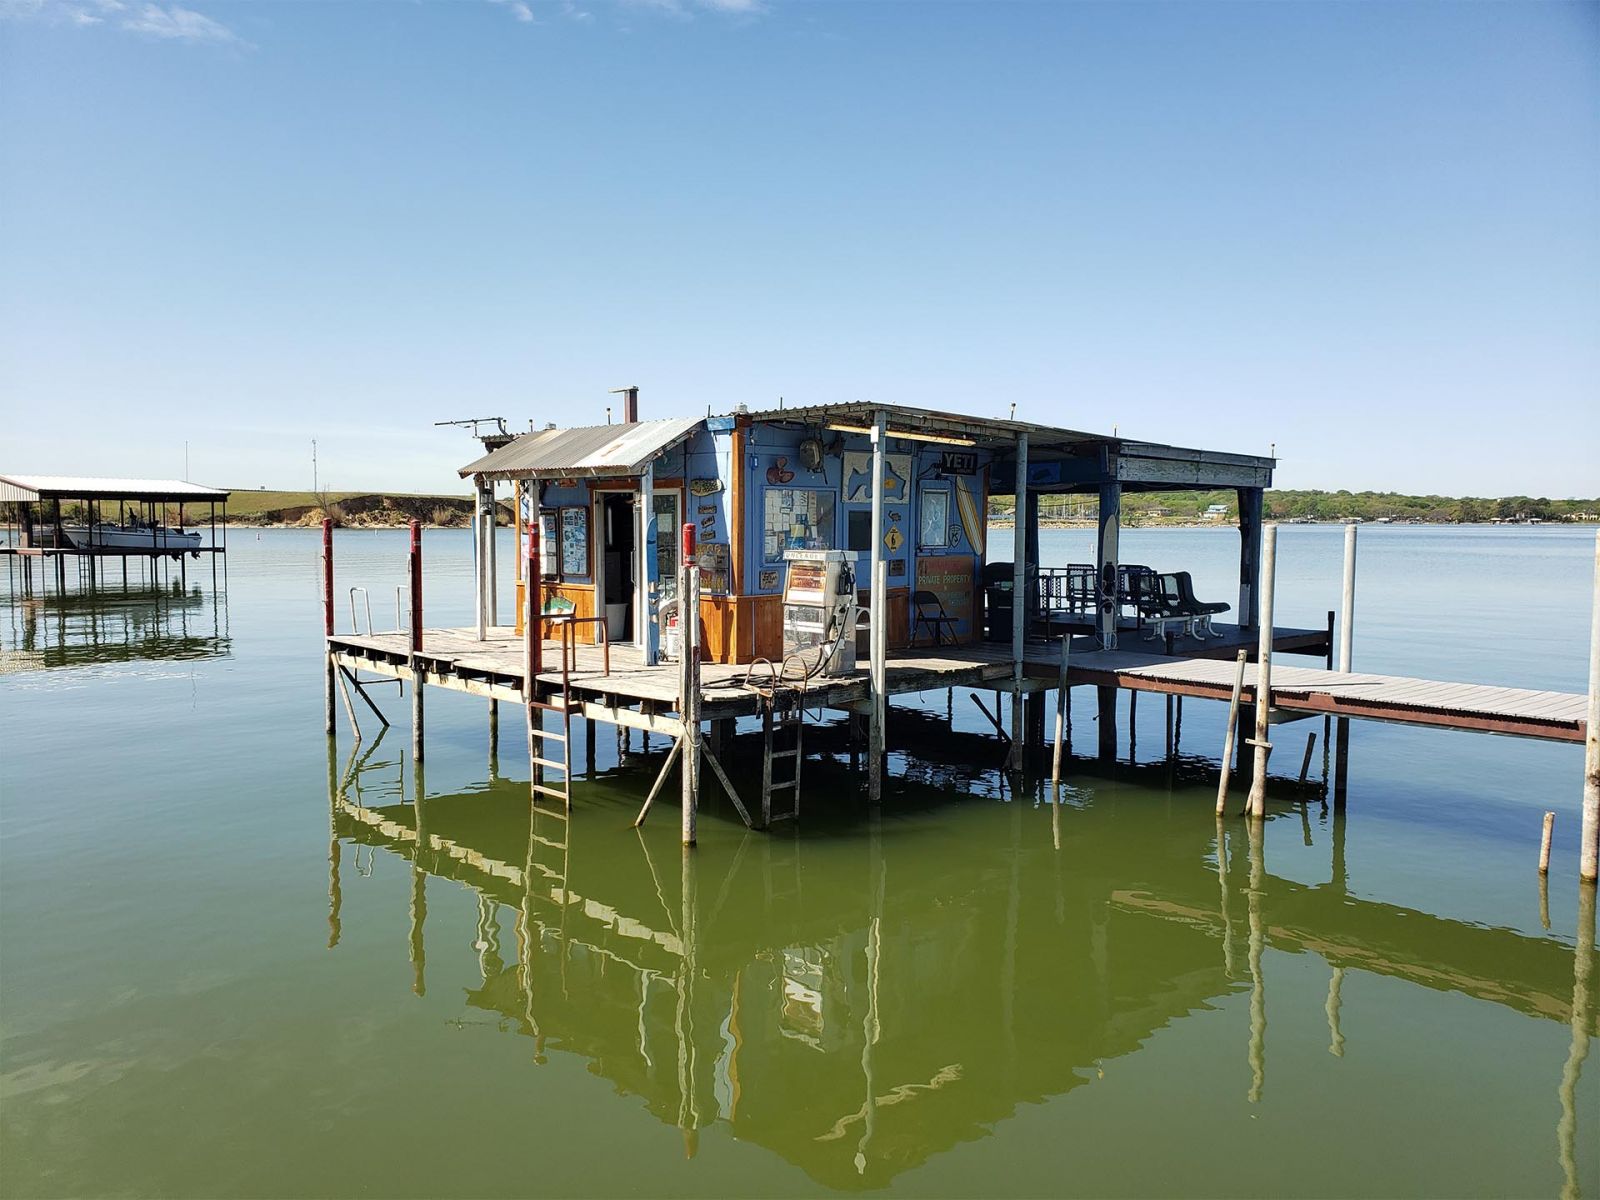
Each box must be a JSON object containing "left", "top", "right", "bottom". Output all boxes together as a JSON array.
[{"left": 458, "top": 396, "right": 1277, "bottom": 668}]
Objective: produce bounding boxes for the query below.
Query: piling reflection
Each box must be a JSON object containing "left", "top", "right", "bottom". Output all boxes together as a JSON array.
[
  {"left": 324, "top": 746, "right": 1597, "bottom": 1192},
  {"left": 0, "top": 575, "right": 230, "bottom": 670}
]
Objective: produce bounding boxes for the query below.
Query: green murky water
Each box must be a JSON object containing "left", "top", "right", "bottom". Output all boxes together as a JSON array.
[{"left": 2, "top": 526, "right": 1595, "bottom": 1197}]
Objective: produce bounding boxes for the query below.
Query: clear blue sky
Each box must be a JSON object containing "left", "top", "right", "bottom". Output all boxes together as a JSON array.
[{"left": 2, "top": 0, "right": 1596, "bottom": 497}]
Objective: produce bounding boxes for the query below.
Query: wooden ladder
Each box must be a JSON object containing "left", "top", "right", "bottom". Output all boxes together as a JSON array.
[
  {"left": 761, "top": 697, "right": 804, "bottom": 826},
  {"left": 527, "top": 687, "right": 577, "bottom": 812}
]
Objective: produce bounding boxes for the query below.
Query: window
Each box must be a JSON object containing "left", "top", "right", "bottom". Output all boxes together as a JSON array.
[
  {"left": 847, "top": 509, "right": 872, "bottom": 552},
  {"left": 920, "top": 489, "right": 951, "bottom": 548},
  {"left": 763, "top": 487, "right": 835, "bottom": 563},
  {"left": 652, "top": 492, "right": 680, "bottom": 597}
]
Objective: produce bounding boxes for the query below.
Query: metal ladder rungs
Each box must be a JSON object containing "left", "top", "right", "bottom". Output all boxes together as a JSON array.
[
  {"left": 531, "top": 783, "right": 571, "bottom": 801},
  {"left": 529, "top": 727, "right": 567, "bottom": 742},
  {"left": 531, "top": 756, "right": 568, "bottom": 772}
]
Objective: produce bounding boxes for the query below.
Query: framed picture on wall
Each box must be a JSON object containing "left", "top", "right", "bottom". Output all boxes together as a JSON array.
[
  {"left": 539, "top": 511, "right": 559, "bottom": 578},
  {"left": 920, "top": 489, "right": 951, "bottom": 548}
]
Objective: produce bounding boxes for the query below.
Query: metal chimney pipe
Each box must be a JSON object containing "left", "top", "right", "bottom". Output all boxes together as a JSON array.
[{"left": 611, "top": 386, "right": 639, "bottom": 424}]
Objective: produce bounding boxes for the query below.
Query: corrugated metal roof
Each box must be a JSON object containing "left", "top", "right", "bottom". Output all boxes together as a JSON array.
[
  {"left": 459, "top": 416, "right": 703, "bottom": 480},
  {"left": 0, "top": 474, "right": 232, "bottom": 503},
  {"left": 733, "top": 401, "right": 1108, "bottom": 451}
]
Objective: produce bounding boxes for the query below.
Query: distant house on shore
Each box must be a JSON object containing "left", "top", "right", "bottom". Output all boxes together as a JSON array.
[{"left": 1201, "top": 503, "right": 1231, "bottom": 522}]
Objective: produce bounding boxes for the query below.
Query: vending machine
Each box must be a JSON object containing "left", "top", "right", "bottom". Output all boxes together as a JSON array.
[{"left": 781, "top": 549, "right": 860, "bottom": 676}]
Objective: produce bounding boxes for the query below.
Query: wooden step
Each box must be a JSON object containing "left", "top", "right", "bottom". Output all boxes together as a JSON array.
[
  {"left": 532, "top": 756, "right": 568, "bottom": 772},
  {"left": 531, "top": 784, "right": 571, "bottom": 802},
  {"left": 529, "top": 727, "right": 567, "bottom": 742}
]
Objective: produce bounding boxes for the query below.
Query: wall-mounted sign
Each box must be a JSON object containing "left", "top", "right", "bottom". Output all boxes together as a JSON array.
[
  {"left": 758, "top": 568, "right": 780, "bottom": 590},
  {"left": 884, "top": 526, "right": 904, "bottom": 552},
  {"left": 698, "top": 542, "right": 731, "bottom": 595},
  {"left": 916, "top": 554, "right": 975, "bottom": 639},
  {"left": 940, "top": 450, "right": 978, "bottom": 475},
  {"left": 689, "top": 478, "right": 723, "bottom": 496},
  {"left": 843, "top": 452, "right": 911, "bottom": 502}
]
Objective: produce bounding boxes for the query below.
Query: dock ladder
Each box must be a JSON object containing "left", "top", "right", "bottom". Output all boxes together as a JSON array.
[
  {"left": 528, "top": 691, "right": 577, "bottom": 811},
  {"left": 761, "top": 694, "right": 805, "bottom": 826}
]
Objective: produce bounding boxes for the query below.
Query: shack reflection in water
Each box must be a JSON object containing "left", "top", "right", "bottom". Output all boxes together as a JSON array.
[{"left": 325, "top": 734, "right": 1595, "bottom": 1194}]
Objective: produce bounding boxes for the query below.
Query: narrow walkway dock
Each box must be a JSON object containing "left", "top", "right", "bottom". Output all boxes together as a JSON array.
[{"left": 1059, "top": 650, "right": 1588, "bottom": 744}]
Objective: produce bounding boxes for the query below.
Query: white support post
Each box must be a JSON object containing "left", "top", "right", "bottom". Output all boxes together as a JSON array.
[
  {"left": 486, "top": 479, "right": 498, "bottom": 628},
  {"left": 637, "top": 463, "right": 655, "bottom": 665},
  {"left": 1097, "top": 479, "right": 1121, "bottom": 650},
  {"left": 869, "top": 412, "right": 887, "bottom": 803},
  {"left": 1246, "top": 524, "right": 1278, "bottom": 819},
  {"left": 1581, "top": 529, "right": 1599, "bottom": 882},
  {"left": 1338, "top": 522, "right": 1357, "bottom": 672},
  {"left": 473, "top": 477, "right": 487, "bottom": 642},
  {"left": 1011, "top": 433, "right": 1029, "bottom": 750}
]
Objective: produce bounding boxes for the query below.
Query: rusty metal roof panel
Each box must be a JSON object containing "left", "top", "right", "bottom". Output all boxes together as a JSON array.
[
  {"left": 459, "top": 416, "right": 704, "bottom": 479},
  {"left": 0, "top": 474, "right": 232, "bottom": 502}
]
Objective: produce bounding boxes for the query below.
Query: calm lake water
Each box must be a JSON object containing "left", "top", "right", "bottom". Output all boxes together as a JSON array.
[{"left": 2, "top": 524, "right": 1596, "bottom": 1198}]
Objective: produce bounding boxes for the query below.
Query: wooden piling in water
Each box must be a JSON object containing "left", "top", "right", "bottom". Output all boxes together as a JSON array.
[
  {"left": 680, "top": 523, "right": 700, "bottom": 847},
  {"left": 1097, "top": 686, "right": 1117, "bottom": 761},
  {"left": 1216, "top": 649, "right": 1248, "bottom": 816},
  {"left": 408, "top": 520, "right": 424, "bottom": 763},
  {"left": 1583, "top": 528, "right": 1599, "bottom": 883},
  {"left": 1299, "top": 732, "right": 1317, "bottom": 784},
  {"left": 1051, "top": 636, "right": 1070, "bottom": 795},
  {"left": 1541, "top": 811, "right": 1556, "bottom": 876},
  {"left": 1335, "top": 523, "right": 1357, "bottom": 812},
  {"left": 1246, "top": 525, "right": 1278, "bottom": 819},
  {"left": 322, "top": 517, "right": 335, "bottom": 736}
]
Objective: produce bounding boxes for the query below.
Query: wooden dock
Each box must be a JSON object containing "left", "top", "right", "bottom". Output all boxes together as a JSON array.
[
  {"left": 1058, "top": 649, "right": 1590, "bottom": 744},
  {"left": 328, "top": 621, "right": 1334, "bottom": 731}
]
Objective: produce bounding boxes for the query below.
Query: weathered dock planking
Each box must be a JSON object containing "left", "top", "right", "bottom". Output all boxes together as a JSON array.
[
  {"left": 1058, "top": 649, "right": 1590, "bottom": 744},
  {"left": 333, "top": 626, "right": 1027, "bottom": 730}
]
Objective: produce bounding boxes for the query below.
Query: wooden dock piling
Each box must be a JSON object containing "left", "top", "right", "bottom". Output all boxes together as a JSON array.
[
  {"left": 1335, "top": 523, "right": 1357, "bottom": 810},
  {"left": 1583, "top": 528, "right": 1599, "bottom": 883},
  {"left": 868, "top": 411, "right": 887, "bottom": 804},
  {"left": 409, "top": 520, "right": 425, "bottom": 763},
  {"left": 1051, "top": 636, "right": 1070, "bottom": 794},
  {"left": 1216, "top": 649, "right": 1248, "bottom": 816},
  {"left": 1246, "top": 524, "right": 1278, "bottom": 819},
  {"left": 1540, "top": 811, "right": 1556, "bottom": 876},
  {"left": 681, "top": 523, "right": 701, "bottom": 847},
  {"left": 322, "top": 517, "right": 335, "bottom": 736}
]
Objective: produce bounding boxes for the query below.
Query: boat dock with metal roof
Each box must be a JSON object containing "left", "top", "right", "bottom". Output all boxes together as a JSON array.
[{"left": 316, "top": 391, "right": 1599, "bottom": 880}]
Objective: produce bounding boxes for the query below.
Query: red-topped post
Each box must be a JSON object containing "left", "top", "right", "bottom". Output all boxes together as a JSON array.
[{"left": 408, "top": 519, "right": 423, "bottom": 653}]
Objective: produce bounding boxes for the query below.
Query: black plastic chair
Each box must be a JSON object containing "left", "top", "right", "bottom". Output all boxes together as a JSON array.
[
  {"left": 912, "top": 590, "right": 959, "bottom": 647},
  {"left": 1172, "top": 571, "right": 1230, "bottom": 638}
]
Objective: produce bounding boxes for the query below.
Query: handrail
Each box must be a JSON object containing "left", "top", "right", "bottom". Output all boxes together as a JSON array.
[
  {"left": 536, "top": 613, "right": 611, "bottom": 679},
  {"left": 348, "top": 586, "right": 373, "bottom": 635}
]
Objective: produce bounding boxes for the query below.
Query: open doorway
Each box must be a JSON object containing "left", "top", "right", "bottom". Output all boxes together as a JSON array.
[{"left": 600, "top": 492, "right": 636, "bottom": 643}]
